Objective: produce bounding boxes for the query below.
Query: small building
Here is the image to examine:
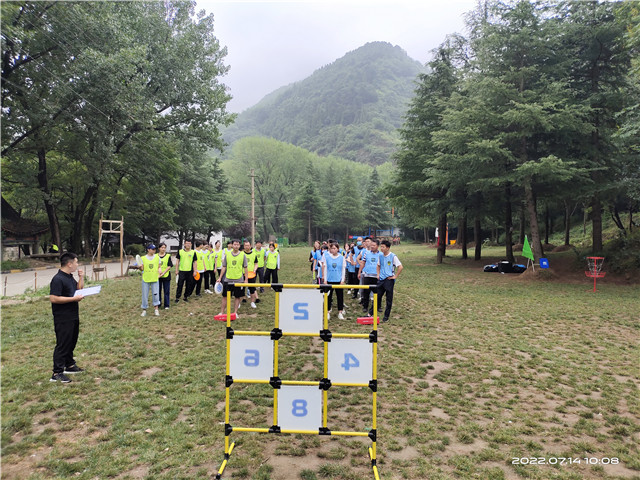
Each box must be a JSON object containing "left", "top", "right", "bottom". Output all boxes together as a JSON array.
[{"left": 1, "top": 197, "right": 49, "bottom": 259}]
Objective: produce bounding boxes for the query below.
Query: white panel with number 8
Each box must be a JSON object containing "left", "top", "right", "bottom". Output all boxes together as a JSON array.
[
  {"left": 277, "top": 385, "right": 322, "bottom": 431},
  {"left": 328, "top": 338, "right": 373, "bottom": 384},
  {"left": 229, "top": 336, "right": 273, "bottom": 380},
  {"left": 279, "top": 288, "right": 324, "bottom": 334}
]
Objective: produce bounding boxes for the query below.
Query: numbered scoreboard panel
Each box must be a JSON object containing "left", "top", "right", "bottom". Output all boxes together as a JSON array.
[
  {"left": 277, "top": 386, "right": 322, "bottom": 431},
  {"left": 278, "top": 288, "right": 324, "bottom": 333},
  {"left": 229, "top": 335, "right": 274, "bottom": 381},
  {"left": 328, "top": 338, "right": 373, "bottom": 384}
]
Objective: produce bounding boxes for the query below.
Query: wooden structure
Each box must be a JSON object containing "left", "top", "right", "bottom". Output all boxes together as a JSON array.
[
  {"left": 1, "top": 197, "right": 49, "bottom": 258},
  {"left": 96, "top": 214, "right": 124, "bottom": 278}
]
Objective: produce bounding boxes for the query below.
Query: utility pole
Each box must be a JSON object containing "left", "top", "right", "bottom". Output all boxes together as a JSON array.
[{"left": 250, "top": 169, "right": 255, "bottom": 245}]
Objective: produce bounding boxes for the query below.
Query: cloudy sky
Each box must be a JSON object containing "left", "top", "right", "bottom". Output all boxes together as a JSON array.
[{"left": 196, "top": 0, "right": 478, "bottom": 113}]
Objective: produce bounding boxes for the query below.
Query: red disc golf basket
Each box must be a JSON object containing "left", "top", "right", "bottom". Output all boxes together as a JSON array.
[{"left": 585, "top": 256, "right": 606, "bottom": 292}]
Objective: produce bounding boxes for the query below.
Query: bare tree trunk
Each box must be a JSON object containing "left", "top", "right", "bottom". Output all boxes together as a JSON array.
[
  {"left": 564, "top": 200, "right": 571, "bottom": 246},
  {"left": 437, "top": 213, "right": 447, "bottom": 264},
  {"left": 474, "top": 217, "right": 482, "bottom": 261},
  {"left": 460, "top": 212, "right": 468, "bottom": 260},
  {"left": 505, "top": 184, "right": 515, "bottom": 263},
  {"left": 519, "top": 203, "right": 525, "bottom": 244},
  {"left": 83, "top": 189, "right": 99, "bottom": 258},
  {"left": 544, "top": 205, "right": 550, "bottom": 245},
  {"left": 524, "top": 180, "right": 544, "bottom": 260},
  {"left": 36, "top": 147, "right": 61, "bottom": 250},
  {"left": 592, "top": 195, "right": 603, "bottom": 253}
]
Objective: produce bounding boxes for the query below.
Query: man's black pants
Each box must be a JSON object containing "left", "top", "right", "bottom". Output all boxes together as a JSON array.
[{"left": 53, "top": 318, "right": 79, "bottom": 373}]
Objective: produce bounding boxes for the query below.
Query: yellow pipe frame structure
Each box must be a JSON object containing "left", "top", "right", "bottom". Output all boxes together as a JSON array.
[{"left": 215, "top": 283, "right": 381, "bottom": 480}]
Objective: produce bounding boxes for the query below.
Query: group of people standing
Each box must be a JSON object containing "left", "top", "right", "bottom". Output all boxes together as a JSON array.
[
  {"left": 310, "top": 236, "right": 403, "bottom": 323},
  {"left": 137, "top": 239, "right": 280, "bottom": 319}
]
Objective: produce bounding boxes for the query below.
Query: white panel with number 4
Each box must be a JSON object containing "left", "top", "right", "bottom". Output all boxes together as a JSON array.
[
  {"left": 278, "top": 288, "right": 324, "bottom": 334},
  {"left": 277, "top": 385, "right": 322, "bottom": 431},
  {"left": 328, "top": 338, "right": 373, "bottom": 384},
  {"left": 229, "top": 336, "right": 273, "bottom": 380}
]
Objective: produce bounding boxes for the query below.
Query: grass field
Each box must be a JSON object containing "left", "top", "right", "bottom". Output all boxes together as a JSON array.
[{"left": 1, "top": 245, "right": 639, "bottom": 480}]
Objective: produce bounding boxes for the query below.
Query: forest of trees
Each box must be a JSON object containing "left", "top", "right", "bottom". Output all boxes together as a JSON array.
[
  {"left": 390, "top": 0, "right": 639, "bottom": 263},
  {"left": 1, "top": 1, "right": 235, "bottom": 255},
  {"left": 2, "top": 0, "right": 638, "bottom": 259}
]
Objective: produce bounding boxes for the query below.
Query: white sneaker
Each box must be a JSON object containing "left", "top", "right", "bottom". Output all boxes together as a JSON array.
[
  {"left": 154, "top": 309, "right": 160, "bottom": 316},
  {"left": 251, "top": 302, "right": 256, "bottom": 309},
  {"left": 338, "top": 312, "right": 345, "bottom": 320},
  {"left": 141, "top": 310, "right": 147, "bottom": 317},
  {"left": 205, "top": 289, "right": 212, "bottom": 294},
  {"left": 327, "top": 312, "right": 330, "bottom": 320}
]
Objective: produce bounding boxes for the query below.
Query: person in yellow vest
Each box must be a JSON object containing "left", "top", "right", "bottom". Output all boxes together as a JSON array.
[
  {"left": 254, "top": 240, "right": 266, "bottom": 294},
  {"left": 157, "top": 243, "right": 173, "bottom": 309},
  {"left": 193, "top": 241, "right": 206, "bottom": 297},
  {"left": 216, "top": 239, "right": 248, "bottom": 318},
  {"left": 213, "top": 240, "right": 223, "bottom": 278},
  {"left": 203, "top": 243, "right": 216, "bottom": 294},
  {"left": 264, "top": 242, "right": 280, "bottom": 284},
  {"left": 175, "top": 240, "right": 196, "bottom": 303},
  {"left": 243, "top": 240, "right": 259, "bottom": 308},
  {"left": 139, "top": 244, "right": 160, "bottom": 317}
]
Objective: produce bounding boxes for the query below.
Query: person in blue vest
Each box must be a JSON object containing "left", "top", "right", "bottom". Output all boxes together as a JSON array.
[
  {"left": 315, "top": 244, "right": 328, "bottom": 285},
  {"left": 322, "top": 241, "right": 346, "bottom": 320},
  {"left": 351, "top": 236, "right": 365, "bottom": 299},
  {"left": 310, "top": 240, "right": 321, "bottom": 282},
  {"left": 377, "top": 240, "right": 403, "bottom": 322},
  {"left": 358, "top": 238, "right": 381, "bottom": 316},
  {"left": 345, "top": 242, "right": 358, "bottom": 296}
]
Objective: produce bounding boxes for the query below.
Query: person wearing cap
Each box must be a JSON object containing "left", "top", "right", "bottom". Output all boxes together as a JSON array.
[
  {"left": 157, "top": 243, "right": 173, "bottom": 309},
  {"left": 139, "top": 244, "right": 161, "bottom": 317}
]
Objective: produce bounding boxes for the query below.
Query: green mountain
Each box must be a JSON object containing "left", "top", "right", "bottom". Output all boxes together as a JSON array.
[{"left": 223, "top": 42, "right": 426, "bottom": 165}]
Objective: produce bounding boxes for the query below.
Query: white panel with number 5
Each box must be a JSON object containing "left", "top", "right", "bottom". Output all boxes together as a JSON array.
[
  {"left": 279, "top": 288, "right": 324, "bottom": 333},
  {"left": 277, "top": 385, "right": 322, "bottom": 431},
  {"left": 328, "top": 338, "right": 373, "bottom": 384},
  {"left": 229, "top": 336, "right": 273, "bottom": 380}
]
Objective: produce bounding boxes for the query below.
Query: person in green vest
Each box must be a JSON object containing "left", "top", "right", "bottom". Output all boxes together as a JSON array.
[
  {"left": 254, "top": 240, "right": 266, "bottom": 294},
  {"left": 213, "top": 240, "right": 223, "bottom": 278},
  {"left": 157, "top": 243, "right": 173, "bottom": 309},
  {"left": 264, "top": 242, "right": 280, "bottom": 284},
  {"left": 243, "top": 240, "right": 259, "bottom": 308},
  {"left": 203, "top": 243, "right": 216, "bottom": 294},
  {"left": 216, "top": 239, "right": 248, "bottom": 318},
  {"left": 193, "top": 241, "right": 206, "bottom": 297},
  {"left": 139, "top": 244, "right": 160, "bottom": 317},
  {"left": 175, "top": 240, "right": 196, "bottom": 303}
]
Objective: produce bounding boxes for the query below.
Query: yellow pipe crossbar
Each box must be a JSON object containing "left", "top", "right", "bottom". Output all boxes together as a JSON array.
[
  {"left": 280, "top": 380, "right": 321, "bottom": 386},
  {"left": 228, "top": 283, "right": 374, "bottom": 290},
  {"left": 233, "top": 427, "right": 270, "bottom": 433},
  {"left": 332, "top": 333, "right": 370, "bottom": 339},
  {"left": 232, "top": 330, "right": 370, "bottom": 339},
  {"left": 217, "top": 285, "right": 381, "bottom": 479},
  {"left": 232, "top": 379, "right": 271, "bottom": 385}
]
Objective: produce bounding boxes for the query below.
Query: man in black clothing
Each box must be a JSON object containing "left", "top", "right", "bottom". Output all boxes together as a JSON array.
[{"left": 49, "top": 252, "right": 85, "bottom": 383}]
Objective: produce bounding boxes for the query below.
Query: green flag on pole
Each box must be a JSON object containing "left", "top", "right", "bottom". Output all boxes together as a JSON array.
[{"left": 522, "top": 235, "right": 534, "bottom": 261}]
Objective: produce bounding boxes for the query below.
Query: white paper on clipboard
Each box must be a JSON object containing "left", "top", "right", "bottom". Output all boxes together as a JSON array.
[{"left": 74, "top": 285, "right": 102, "bottom": 297}]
